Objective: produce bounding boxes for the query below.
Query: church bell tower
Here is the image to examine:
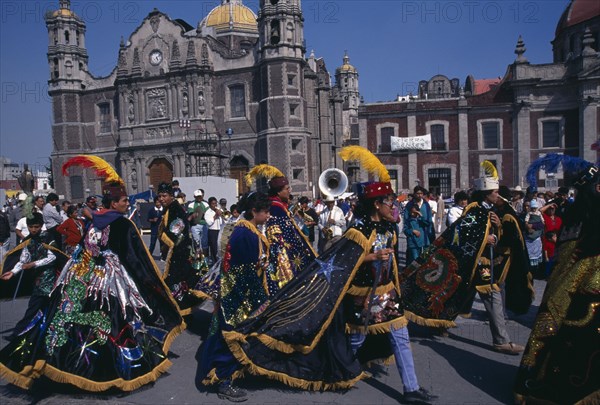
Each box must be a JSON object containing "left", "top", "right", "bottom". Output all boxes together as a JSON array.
[
  {"left": 257, "top": 0, "right": 305, "bottom": 60},
  {"left": 45, "top": 0, "right": 88, "bottom": 90}
]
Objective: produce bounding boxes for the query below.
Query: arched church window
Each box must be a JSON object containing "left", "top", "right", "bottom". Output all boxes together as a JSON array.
[
  {"left": 270, "top": 0, "right": 279, "bottom": 5},
  {"left": 53, "top": 29, "right": 58, "bottom": 45},
  {"left": 76, "top": 30, "right": 80, "bottom": 46},
  {"left": 64, "top": 30, "right": 70, "bottom": 44},
  {"left": 53, "top": 58, "right": 59, "bottom": 79}
]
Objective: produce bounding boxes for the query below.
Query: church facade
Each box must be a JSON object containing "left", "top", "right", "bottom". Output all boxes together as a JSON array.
[
  {"left": 355, "top": 0, "right": 599, "bottom": 196},
  {"left": 46, "top": 0, "right": 358, "bottom": 200}
]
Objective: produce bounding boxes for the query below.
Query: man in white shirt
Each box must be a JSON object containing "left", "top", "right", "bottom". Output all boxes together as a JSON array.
[
  {"left": 42, "top": 193, "right": 63, "bottom": 249},
  {"left": 204, "top": 196, "right": 224, "bottom": 263},
  {"left": 317, "top": 196, "right": 345, "bottom": 254}
]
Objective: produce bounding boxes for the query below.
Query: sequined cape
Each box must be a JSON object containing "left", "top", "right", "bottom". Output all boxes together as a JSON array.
[
  {"left": 400, "top": 203, "right": 490, "bottom": 327},
  {"left": 265, "top": 197, "right": 316, "bottom": 295},
  {"left": 0, "top": 238, "right": 68, "bottom": 299},
  {"left": 0, "top": 212, "right": 185, "bottom": 392},
  {"left": 160, "top": 201, "right": 209, "bottom": 315},
  {"left": 200, "top": 220, "right": 270, "bottom": 384},
  {"left": 514, "top": 235, "right": 600, "bottom": 404},
  {"left": 220, "top": 228, "right": 371, "bottom": 390}
]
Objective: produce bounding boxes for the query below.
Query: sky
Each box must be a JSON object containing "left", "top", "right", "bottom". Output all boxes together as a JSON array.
[{"left": 0, "top": 0, "right": 571, "bottom": 166}]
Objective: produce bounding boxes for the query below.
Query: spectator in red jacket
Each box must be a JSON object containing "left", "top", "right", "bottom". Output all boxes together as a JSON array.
[{"left": 56, "top": 205, "right": 85, "bottom": 255}]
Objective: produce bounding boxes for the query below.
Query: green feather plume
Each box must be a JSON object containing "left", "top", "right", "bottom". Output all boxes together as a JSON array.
[
  {"left": 339, "top": 146, "right": 390, "bottom": 182},
  {"left": 245, "top": 164, "right": 284, "bottom": 186}
]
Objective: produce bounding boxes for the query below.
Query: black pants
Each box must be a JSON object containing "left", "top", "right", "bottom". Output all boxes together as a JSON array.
[
  {"left": 149, "top": 231, "right": 158, "bottom": 255},
  {"left": 208, "top": 229, "right": 220, "bottom": 263}
]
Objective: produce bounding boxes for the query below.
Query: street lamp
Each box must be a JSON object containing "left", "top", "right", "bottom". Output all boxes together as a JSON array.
[
  {"left": 149, "top": 184, "right": 154, "bottom": 200},
  {"left": 85, "top": 188, "right": 91, "bottom": 197}
]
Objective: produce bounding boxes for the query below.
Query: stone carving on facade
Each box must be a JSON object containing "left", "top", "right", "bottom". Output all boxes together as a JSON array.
[
  {"left": 186, "top": 41, "right": 197, "bottom": 65},
  {"left": 182, "top": 88, "right": 189, "bottom": 116},
  {"left": 128, "top": 96, "right": 135, "bottom": 123},
  {"left": 146, "top": 126, "right": 171, "bottom": 138},
  {"left": 150, "top": 15, "right": 160, "bottom": 33},
  {"left": 201, "top": 43, "right": 209, "bottom": 65},
  {"left": 198, "top": 89, "right": 205, "bottom": 114},
  {"left": 132, "top": 48, "right": 141, "bottom": 75},
  {"left": 147, "top": 88, "right": 167, "bottom": 119},
  {"left": 171, "top": 40, "right": 181, "bottom": 68}
]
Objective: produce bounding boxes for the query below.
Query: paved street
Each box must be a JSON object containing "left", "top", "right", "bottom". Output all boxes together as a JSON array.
[{"left": 0, "top": 232, "right": 543, "bottom": 405}]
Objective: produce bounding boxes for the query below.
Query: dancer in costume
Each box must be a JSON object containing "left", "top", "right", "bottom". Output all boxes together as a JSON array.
[
  {"left": 0, "top": 155, "right": 184, "bottom": 392},
  {"left": 400, "top": 161, "right": 532, "bottom": 355},
  {"left": 514, "top": 155, "right": 600, "bottom": 405},
  {"left": 218, "top": 147, "right": 435, "bottom": 403},
  {"left": 0, "top": 212, "right": 69, "bottom": 342},
  {"left": 340, "top": 146, "right": 437, "bottom": 404},
  {"left": 158, "top": 182, "right": 209, "bottom": 315},
  {"left": 245, "top": 165, "right": 316, "bottom": 295},
  {"left": 200, "top": 192, "right": 272, "bottom": 402}
]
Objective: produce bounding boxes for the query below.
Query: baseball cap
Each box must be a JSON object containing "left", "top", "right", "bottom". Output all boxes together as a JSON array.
[{"left": 193, "top": 189, "right": 203, "bottom": 197}]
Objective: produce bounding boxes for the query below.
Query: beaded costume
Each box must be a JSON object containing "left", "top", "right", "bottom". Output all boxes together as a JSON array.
[
  {"left": 200, "top": 219, "right": 270, "bottom": 384},
  {"left": 400, "top": 201, "right": 533, "bottom": 327},
  {"left": 0, "top": 211, "right": 184, "bottom": 392},
  {"left": 160, "top": 200, "right": 209, "bottom": 315},
  {"left": 514, "top": 158, "right": 600, "bottom": 404},
  {"left": 221, "top": 227, "right": 369, "bottom": 390},
  {"left": 265, "top": 196, "right": 316, "bottom": 295}
]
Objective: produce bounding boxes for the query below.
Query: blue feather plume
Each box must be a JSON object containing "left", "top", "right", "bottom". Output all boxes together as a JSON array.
[{"left": 526, "top": 154, "right": 592, "bottom": 189}]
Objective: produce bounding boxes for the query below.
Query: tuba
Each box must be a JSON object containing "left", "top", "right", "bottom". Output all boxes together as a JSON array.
[{"left": 318, "top": 169, "right": 348, "bottom": 240}]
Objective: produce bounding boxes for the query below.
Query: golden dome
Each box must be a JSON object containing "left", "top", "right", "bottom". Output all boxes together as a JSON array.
[
  {"left": 203, "top": 1, "right": 258, "bottom": 33},
  {"left": 52, "top": 8, "right": 76, "bottom": 18},
  {"left": 337, "top": 53, "right": 357, "bottom": 73}
]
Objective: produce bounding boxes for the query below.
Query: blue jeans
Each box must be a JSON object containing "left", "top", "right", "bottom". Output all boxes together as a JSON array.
[
  {"left": 191, "top": 224, "right": 203, "bottom": 248},
  {"left": 350, "top": 325, "right": 420, "bottom": 393},
  {"left": 201, "top": 224, "right": 209, "bottom": 251}
]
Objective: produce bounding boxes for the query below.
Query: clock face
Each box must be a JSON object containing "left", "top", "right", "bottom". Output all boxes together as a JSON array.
[{"left": 149, "top": 50, "right": 162, "bottom": 66}]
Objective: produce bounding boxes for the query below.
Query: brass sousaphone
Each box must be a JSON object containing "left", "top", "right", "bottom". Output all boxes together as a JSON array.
[{"left": 318, "top": 168, "right": 348, "bottom": 239}]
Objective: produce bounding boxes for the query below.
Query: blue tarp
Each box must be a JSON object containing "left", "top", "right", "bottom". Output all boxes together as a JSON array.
[{"left": 128, "top": 190, "right": 155, "bottom": 205}]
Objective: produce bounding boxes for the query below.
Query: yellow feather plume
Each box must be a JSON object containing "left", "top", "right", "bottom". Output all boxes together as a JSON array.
[
  {"left": 481, "top": 160, "right": 498, "bottom": 179},
  {"left": 62, "top": 155, "right": 124, "bottom": 185},
  {"left": 339, "top": 146, "right": 390, "bottom": 182},
  {"left": 244, "top": 164, "right": 284, "bottom": 186}
]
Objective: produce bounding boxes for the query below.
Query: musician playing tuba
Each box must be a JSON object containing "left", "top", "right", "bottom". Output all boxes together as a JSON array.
[{"left": 317, "top": 195, "right": 345, "bottom": 254}]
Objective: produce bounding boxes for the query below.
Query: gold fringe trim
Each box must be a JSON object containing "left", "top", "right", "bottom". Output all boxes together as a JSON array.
[
  {"left": 347, "top": 281, "right": 395, "bottom": 297},
  {"left": 201, "top": 367, "right": 245, "bottom": 386},
  {"left": 362, "top": 354, "right": 395, "bottom": 368},
  {"left": 0, "top": 319, "right": 184, "bottom": 393},
  {"left": 225, "top": 336, "right": 368, "bottom": 391},
  {"left": 189, "top": 289, "right": 212, "bottom": 300},
  {"left": 0, "top": 359, "right": 46, "bottom": 390},
  {"left": 474, "top": 283, "right": 501, "bottom": 295},
  {"left": 345, "top": 316, "right": 408, "bottom": 335},
  {"left": 43, "top": 359, "right": 172, "bottom": 392},
  {"left": 404, "top": 310, "right": 457, "bottom": 328},
  {"left": 223, "top": 229, "right": 372, "bottom": 355},
  {"left": 576, "top": 390, "right": 600, "bottom": 405}
]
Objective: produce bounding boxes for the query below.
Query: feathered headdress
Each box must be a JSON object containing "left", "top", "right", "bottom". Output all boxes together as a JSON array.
[
  {"left": 62, "top": 155, "right": 124, "bottom": 184},
  {"left": 339, "top": 146, "right": 390, "bottom": 182},
  {"left": 339, "top": 146, "right": 393, "bottom": 199},
  {"left": 526, "top": 153, "right": 596, "bottom": 190},
  {"left": 473, "top": 160, "right": 499, "bottom": 191},
  {"left": 245, "top": 164, "right": 287, "bottom": 189},
  {"left": 62, "top": 155, "right": 126, "bottom": 199}
]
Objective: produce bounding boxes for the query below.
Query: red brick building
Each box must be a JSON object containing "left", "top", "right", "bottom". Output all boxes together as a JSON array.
[{"left": 353, "top": 0, "right": 600, "bottom": 196}]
